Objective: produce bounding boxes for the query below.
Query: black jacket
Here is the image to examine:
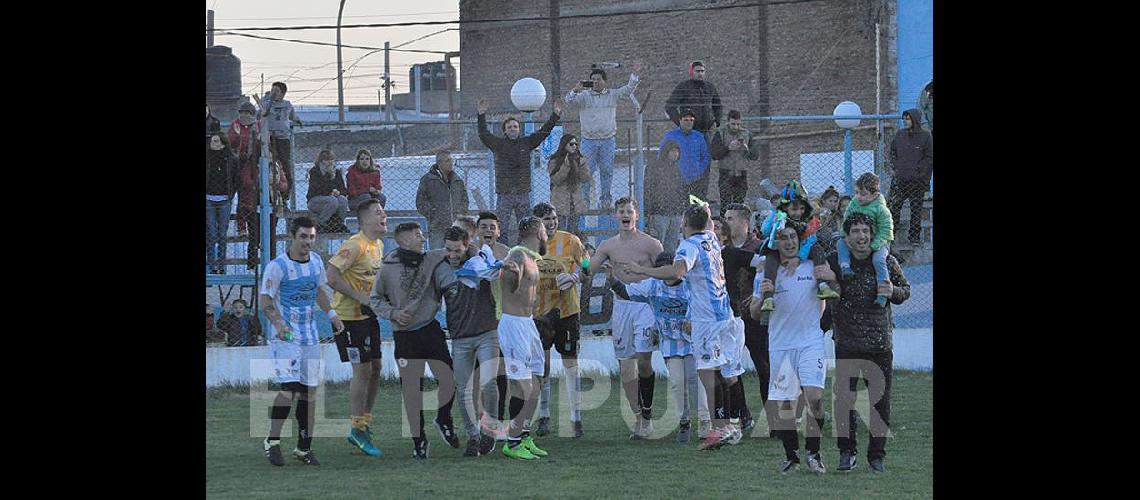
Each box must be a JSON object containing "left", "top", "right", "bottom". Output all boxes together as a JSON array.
[
  {"left": 306, "top": 166, "right": 347, "bottom": 201},
  {"left": 442, "top": 264, "right": 499, "bottom": 340},
  {"left": 665, "top": 79, "right": 722, "bottom": 132},
  {"left": 825, "top": 251, "right": 911, "bottom": 353},
  {"left": 889, "top": 109, "right": 934, "bottom": 182},
  {"left": 206, "top": 148, "right": 240, "bottom": 197},
  {"left": 477, "top": 112, "right": 559, "bottom": 194}
]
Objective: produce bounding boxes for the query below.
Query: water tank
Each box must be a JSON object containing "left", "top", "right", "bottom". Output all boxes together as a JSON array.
[
  {"left": 206, "top": 45, "right": 242, "bottom": 124},
  {"left": 408, "top": 61, "right": 451, "bottom": 92}
]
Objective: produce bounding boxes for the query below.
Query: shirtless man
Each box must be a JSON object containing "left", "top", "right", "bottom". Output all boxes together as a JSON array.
[
  {"left": 589, "top": 196, "right": 665, "bottom": 439},
  {"left": 497, "top": 216, "right": 551, "bottom": 460}
]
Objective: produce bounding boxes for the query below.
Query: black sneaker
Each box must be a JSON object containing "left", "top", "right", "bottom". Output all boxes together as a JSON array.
[
  {"left": 806, "top": 451, "right": 826, "bottom": 474},
  {"left": 264, "top": 439, "right": 284, "bottom": 466},
  {"left": 292, "top": 448, "right": 320, "bottom": 466},
  {"left": 741, "top": 416, "right": 756, "bottom": 433},
  {"left": 535, "top": 416, "right": 551, "bottom": 437},
  {"left": 572, "top": 420, "right": 584, "bottom": 439},
  {"left": 780, "top": 456, "right": 801, "bottom": 474},
  {"left": 676, "top": 420, "right": 691, "bottom": 443},
  {"left": 478, "top": 433, "right": 497, "bottom": 455},
  {"left": 869, "top": 457, "right": 885, "bottom": 473},
  {"left": 435, "top": 418, "right": 460, "bottom": 449},
  {"left": 464, "top": 438, "right": 480, "bottom": 457},
  {"left": 413, "top": 438, "right": 429, "bottom": 460},
  {"left": 837, "top": 449, "right": 858, "bottom": 472}
]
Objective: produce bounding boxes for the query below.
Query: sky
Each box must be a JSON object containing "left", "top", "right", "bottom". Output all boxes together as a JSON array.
[{"left": 206, "top": 0, "right": 461, "bottom": 106}]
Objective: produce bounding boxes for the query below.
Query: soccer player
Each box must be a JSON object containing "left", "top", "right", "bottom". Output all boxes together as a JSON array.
[
  {"left": 531, "top": 202, "right": 588, "bottom": 438},
  {"left": 609, "top": 251, "right": 710, "bottom": 443},
  {"left": 260, "top": 217, "right": 345, "bottom": 467},
  {"left": 370, "top": 222, "right": 460, "bottom": 459},
  {"left": 498, "top": 216, "right": 551, "bottom": 459},
  {"left": 619, "top": 203, "right": 743, "bottom": 450},
  {"left": 476, "top": 211, "right": 511, "bottom": 437},
  {"left": 590, "top": 197, "right": 664, "bottom": 439},
  {"left": 326, "top": 198, "right": 387, "bottom": 457},
  {"left": 749, "top": 224, "right": 837, "bottom": 474}
]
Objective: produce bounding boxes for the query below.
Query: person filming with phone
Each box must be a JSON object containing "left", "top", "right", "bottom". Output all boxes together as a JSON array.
[{"left": 563, "top": 61, "right": 643, "bottom": 210}]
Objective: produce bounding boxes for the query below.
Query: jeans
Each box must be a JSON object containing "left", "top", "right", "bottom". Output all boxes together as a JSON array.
[
  {"left": 205, "top": 197, "right": 233, "bottom": 273},
  {"left": 834, "top": 345, "right": 893, "bottom": 460},
  {"left": 246, "top": 211, "right": 279, "bottom": 268},
  {"left": 450, "top": 330, "right": 502, "bottom": 438},
  {"left": 269, "top": 137, "right": 294, "bottom": 197},
  {"left": 742, "top": 317, "right": 771, "bottom": 430},
  {"left": 666, "top": 354, "right": 710, "bottom": 423},
  {"left": 837, "top": 239, "right": 890, "bottom": 284},
  {"left": 579, "top": 137, "right": 615, "bottom": 209},
  {"left": 307, "top": 195, "right": 348, "bottom": 225},
  {"left": 645, "top": 214, "right": 684, "bottom": 252},
  {"left": 496, "top": 192, "right": 532, "bottom": 245},
  {"left": 889, "top": 177, "right": 928, "bottom": 242}
]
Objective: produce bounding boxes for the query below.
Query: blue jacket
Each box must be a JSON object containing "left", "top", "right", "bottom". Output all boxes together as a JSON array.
[{"left": 660, "top": 128, "right": 709, "bottom": 184}]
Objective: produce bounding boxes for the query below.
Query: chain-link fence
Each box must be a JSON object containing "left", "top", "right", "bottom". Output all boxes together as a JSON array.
[{"left": 206, "top": 114, "right": 932, "bottom": 346}]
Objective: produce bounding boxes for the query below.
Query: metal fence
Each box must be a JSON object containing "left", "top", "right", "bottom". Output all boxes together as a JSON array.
[{"left": 206, "top": 113, "right": 932, "bottom": 345}]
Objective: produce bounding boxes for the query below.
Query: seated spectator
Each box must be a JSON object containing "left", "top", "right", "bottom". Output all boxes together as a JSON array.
[
  {"left": 307, "top": 149, "right": 350, "bottom": 233},
  {"left": 219, "top": 299, "right": 262, "bottom": 346},
  {"left": 347, "top": 148, "right": 385, "bottom": 210}
]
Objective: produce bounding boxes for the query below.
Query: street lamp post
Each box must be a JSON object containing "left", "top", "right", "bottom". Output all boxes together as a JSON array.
[
  {"left": 510, "top": 78, "right": 547, "bottom": 205},
  {"left": 833, "top": 101, "right": 862, "bottom": 194},
  {"left": 336, "top": 0, "right": 346, "bottom": 125}
]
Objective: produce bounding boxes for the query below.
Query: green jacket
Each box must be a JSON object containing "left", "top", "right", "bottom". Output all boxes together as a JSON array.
[{"left": 843, "top": 194, "right": 893, "bottom": 250}]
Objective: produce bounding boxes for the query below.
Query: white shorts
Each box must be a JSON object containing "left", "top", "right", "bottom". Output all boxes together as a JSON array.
[
  {"left": 270, "top": 340, "right": 322, "bottom": 387},
  {"left": 719, "top": 317, "right": 747, "bottom": 378},
  {"left": 691, "top": 318, "right": 736, "bottom": 371},
  {"left": 497, "top": 314, "right": 545, "bottom": 381},
  {"left": 768, "top": 340, "right": 827, "bottom": 401},
  {"left": 611, "top": 299, "right": 658, "bottom": 359}
]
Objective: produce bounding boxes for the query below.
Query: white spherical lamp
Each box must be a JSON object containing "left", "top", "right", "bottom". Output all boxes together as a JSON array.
[
  {"left": 510, "top": 77, "right": 547, "bottom": 112},
  {"left": 833, "top": 101, "right": 862, "bottom": 129}
]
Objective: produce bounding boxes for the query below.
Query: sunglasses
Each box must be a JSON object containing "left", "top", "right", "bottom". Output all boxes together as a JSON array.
[{"left": 568, "top": 142, "right": 578, "bottom": 146}]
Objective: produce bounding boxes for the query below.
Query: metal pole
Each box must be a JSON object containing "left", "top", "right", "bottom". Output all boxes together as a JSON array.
[
  {"left": 414, "top": 65, "right": 422, "bottom": 117},
  {"left": 525, "top": 111, "right": 534, "bottom": 206},
  {"left": 257, "top": 134, "right": 272, "bottom": 339},
  {"left": 844, "top": 129, "right": 854, "bottom": 194},
  {"left": 337, "top": 0, "right": 346, "bottom": 126},
  {"left": 445, "top": 52, "right": 459, "bottom": 147},
  {"left": 875, "top": 22, "right": 884, "bottom": 177},
  {"left": 631, "top": 93, "right": 645, "bottom": 213},
  {"left": 207, "top": 10, "right": 214, "bottom": 47},
  {"left": 384, "top": 42, "right": 392, "bottom": 121}
]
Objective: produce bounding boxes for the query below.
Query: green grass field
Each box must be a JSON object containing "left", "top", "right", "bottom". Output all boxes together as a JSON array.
[{"left": 207, "top": 371, "right": 932, "bottom": 498}]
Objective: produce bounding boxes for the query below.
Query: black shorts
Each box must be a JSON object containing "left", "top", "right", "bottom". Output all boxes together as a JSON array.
[
  {"left": 534, "top": 313, "right": 580, "bottom": 356},
  {"left": 393, "top": 321, "right": 453, "bottom": 366},
  {"left": 337, "top": 318, "right": 382, "bottom": 363}
]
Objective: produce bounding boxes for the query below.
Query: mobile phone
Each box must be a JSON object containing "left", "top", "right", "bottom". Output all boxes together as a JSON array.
[{"left": 581, "top": 80, "right": 594, "bottom": 88}]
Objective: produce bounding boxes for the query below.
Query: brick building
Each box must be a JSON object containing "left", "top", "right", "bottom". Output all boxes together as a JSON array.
[{"left": 459, "top": 0, "right": 900, "bottom": 198}]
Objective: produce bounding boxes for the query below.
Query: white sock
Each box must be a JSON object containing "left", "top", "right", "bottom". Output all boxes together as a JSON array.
[
  {"left": 538, "top": 376, "right": 552, "bottom": 418},
  {"left": 565, "top": 365, "right": 581, "bottom": 422}
]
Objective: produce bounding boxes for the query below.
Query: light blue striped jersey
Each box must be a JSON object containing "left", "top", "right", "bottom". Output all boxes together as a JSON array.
[
  {"left": 675, "top": 231, "right": 732, "bottom": 322},
  {"left": 260, "top": 252, "right": 328, "bottom": 346},
  {"left": 624, "top": 278, "right": 692, "bottom": 358}
]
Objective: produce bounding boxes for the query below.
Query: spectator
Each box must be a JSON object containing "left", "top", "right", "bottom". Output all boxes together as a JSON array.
[
  {"left": 546, "top": 134, "right": 592, "bottom": 234},
  {"left": 710, "top": 110, "right": 760, "bottom": 205},
  {"left": 228, "top": 101, "right": 261, "bottom": 237},
  {"left": 659, "top": 109, "right": 713, "bottom": 202},
  {"left": 206, "top": 303, "right": 226, "bottom": 345},
  {"left": 476, "top": 98, "right": 562, "bottom": 244},
  {"left": 665, "top": 61, "right": 723, "bottom": 143},
  {"left": 563, "top": 62, "right": 642, "bottom": 208},
  {"left": 347, "top": 148, "right": 385, "bottom": 210},
  {"left": 243, "top": 147, "right": 291, "bottom": 269},
  {"left": 206, "top": 303, "right": 217, "bottom": 331},
  {"left": 306, "top": 149, "right": 350, "bottom": 233},
  {"left": 219, "top": 299, "right": 262, "bottom": 346},
  {"left": 888, "top": 109, "right": 933, "bottom": 245},
  {"left": 206, "top": 132, "right": 240, "bottom": 275},
  {"left": 206, "top": 103, "right": 221, "bottom": 145},
  {"left": 825, "top": 212, "right": 911, "bottom": 473},
  {"left": 815, "top": 186, "right": 843, "bottom": 257},
  {"left": 259, "top": 82, "right": 302, "bottom": 196},
  {"left": 416, "top": 150, "right": 470, "bottom": 249},
  {"left": 837, "top": 195, "right": 852, "bottom": 221},
  {"left": 644, "top": 140, "right": 687, "bottom": 252}
]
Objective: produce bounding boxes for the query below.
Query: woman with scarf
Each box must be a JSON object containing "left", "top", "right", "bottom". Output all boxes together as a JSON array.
[
  {"left": 546, "top": 134, "right": 592, "bottom": 233},
  {"left": 347, "top": 148, "right": 386, "bottom": 210},
  {"left": 206, "top": 132, "right": 240, "bottom": 274},
  {"left": 306, "top": 149, "right": 349, "bottom": 232}
]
